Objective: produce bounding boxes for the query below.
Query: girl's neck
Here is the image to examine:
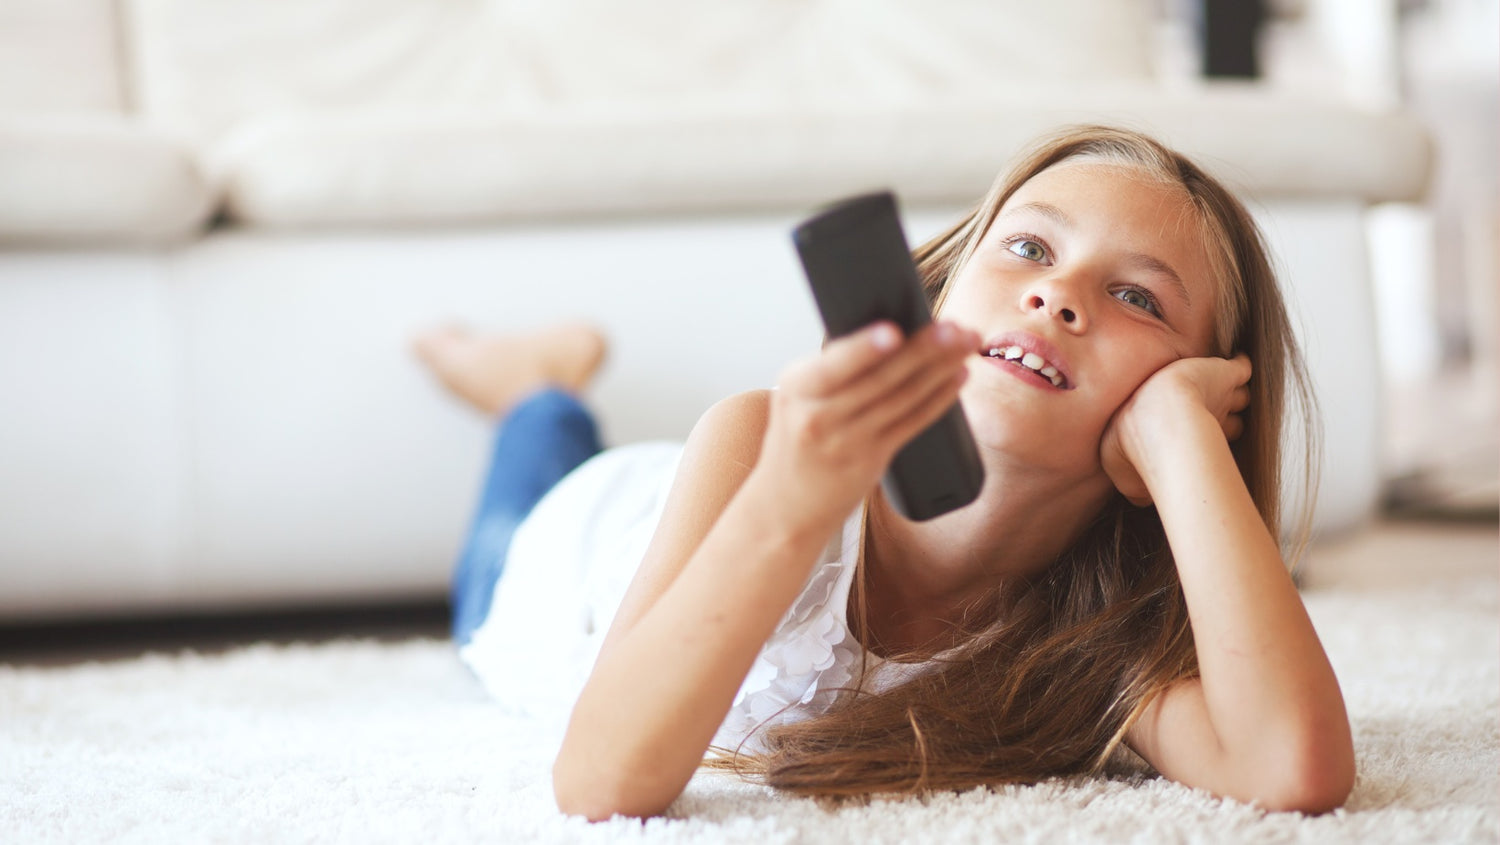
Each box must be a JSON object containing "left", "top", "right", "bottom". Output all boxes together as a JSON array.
[{"left": 856, "top": 458, "right": 1113, "bottom": 657}]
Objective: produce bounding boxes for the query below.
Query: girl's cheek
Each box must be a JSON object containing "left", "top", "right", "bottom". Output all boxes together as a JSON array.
[{"left": 1117, "top": 355, "right": 1178, "bottom": 401}]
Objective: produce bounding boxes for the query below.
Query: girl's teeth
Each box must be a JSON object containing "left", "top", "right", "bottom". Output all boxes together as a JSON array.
[{"left": 986, "top": 344, "right": 1066, "bottom": 386}]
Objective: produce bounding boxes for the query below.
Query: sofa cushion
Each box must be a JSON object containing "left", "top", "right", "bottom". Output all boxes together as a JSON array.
[
  {"left": 125, "top": 0, "right": 1154, "bottom": 143},
  {"left": 0, "top": 117, "right": 215, "bottom": 244},
  {"left": 212, "top": 87, "right": 1430, "bottom": 228},
  {"left": 0, "top": 0, "right": 124, "bottom": 113}
]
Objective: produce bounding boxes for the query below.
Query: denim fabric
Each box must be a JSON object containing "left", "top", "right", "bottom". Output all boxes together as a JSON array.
[{"left": 449, "top": 387, "right": 602, "bottom": 645}]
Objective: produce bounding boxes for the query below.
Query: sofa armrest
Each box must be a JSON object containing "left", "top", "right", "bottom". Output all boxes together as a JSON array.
[{"left": 0, "top": 116, "right": 214, "bottom": 245}]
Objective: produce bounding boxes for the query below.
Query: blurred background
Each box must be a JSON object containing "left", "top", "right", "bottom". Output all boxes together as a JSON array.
[
  {"left": 0, "top": 0, "right": 1494, "bottom": 658},
  {"left": 1172, "top": 0, "right": 1498, "bottom": 526}
]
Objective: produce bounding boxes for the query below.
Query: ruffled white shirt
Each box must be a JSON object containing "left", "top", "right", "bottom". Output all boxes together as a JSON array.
[
  {"left": 712, "top": 507, "right": 870, "bottom": 752},
  {"left": 459, "top": 441, "right": 903, "bottom": 751}
]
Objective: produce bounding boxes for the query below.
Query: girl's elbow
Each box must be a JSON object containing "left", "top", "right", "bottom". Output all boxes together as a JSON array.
[
  {"left": 1296, "top": 750, "right": 1356, "bottom": 814},
  {"left": 553, "top": 756, "right": 625, "bottom": 821},
  {"left": 552, "top": 769, "right": 608, "bottom": 822},
  {"left": 1259, "top": 733, "right": 1356, "bottom": 814},
  {"left": 1261, "top": 767, "right": 1354, "bottom": 814},
  {"left": 552, "top": 755, "right": 672, "bottom": 822}
]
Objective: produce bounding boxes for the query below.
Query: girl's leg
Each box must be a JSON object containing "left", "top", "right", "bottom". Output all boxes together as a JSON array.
[
  {"left": 411, "top": 322, "right": 608, "bottom": 645},
  {"left": 448, "top": 387, "right": 601, "bottom": 644}
]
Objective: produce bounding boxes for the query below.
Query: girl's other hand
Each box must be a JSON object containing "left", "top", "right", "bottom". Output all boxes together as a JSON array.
[
  {"left": 1101, "top": 354, "right": 1252, "bottom": 506},
  {"left": 756, "top": 320, "right": 981, "bottom": 535}
]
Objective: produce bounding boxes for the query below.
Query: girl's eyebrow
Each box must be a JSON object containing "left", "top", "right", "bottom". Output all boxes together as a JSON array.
[
  {"left": 1001, "top": 201, "right": 1193, "bottom": 307},
  {"left": 1001, "top": 201, "right": 1071, "bottom": 226}
]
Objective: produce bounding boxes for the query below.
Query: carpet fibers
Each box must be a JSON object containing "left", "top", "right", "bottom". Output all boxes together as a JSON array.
[{"left": 3, "top": 529, "right": 1496, "bottom": 843}]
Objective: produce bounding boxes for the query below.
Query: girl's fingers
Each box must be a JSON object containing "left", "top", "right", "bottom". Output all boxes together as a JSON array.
[
  {"left": 837, "top": 323, "right": 977, "bottom": 422},
  {"left": 785, "top": 321, "right": 904, "bottom": 397},
  {"left": 1228, "top": 385, "right": 1251, "bottom": 413},
  {"left": 789, "top": 321, "right": 976, "bottom": 415},
  {"left": 1224, "top": 414, "right": 1245, "bottom": 442},
  {"left": 774, "top": 320, "right": 977, "bottom": 469},
  {"left": 1229, "top": 353, "right": 1253, "bottom": 385},
  {"left": 877, "top": 361, "right": 970, "bottom": 450}
]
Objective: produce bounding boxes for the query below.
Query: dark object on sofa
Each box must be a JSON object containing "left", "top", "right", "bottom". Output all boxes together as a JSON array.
[{"left": 1201, "top": 0, "right": 1269, "bottom": 78}]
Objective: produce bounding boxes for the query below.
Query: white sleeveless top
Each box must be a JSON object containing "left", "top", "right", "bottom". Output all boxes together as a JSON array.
[{"left": 458, "top": 441, "right": 911, "bottom": 752}]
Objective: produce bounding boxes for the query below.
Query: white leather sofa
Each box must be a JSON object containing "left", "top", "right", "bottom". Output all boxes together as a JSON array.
[{"left": 0, "top": 0, "right": 1431, "bottom": 621}]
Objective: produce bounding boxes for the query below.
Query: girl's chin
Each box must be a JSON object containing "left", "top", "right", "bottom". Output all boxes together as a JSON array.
[
  {"left": 969, "top": 426, "right": 1075, "bottom": 465},
  {"left": 962, "top": 412, "right": 1103, "bottom": 472}
]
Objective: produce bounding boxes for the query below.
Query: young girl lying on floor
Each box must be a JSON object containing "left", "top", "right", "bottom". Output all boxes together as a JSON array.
[{"left": 414, "top": 125, "right": 1354, "bottom": 820}]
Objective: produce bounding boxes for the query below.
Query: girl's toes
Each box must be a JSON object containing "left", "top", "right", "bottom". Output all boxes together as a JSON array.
[{"left": 411, "top": 323, "right": 471, "bottom": 369}]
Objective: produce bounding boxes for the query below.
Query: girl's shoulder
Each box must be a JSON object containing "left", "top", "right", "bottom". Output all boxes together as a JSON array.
[
  {"left": 695, "top": 388, "right": 772, "bottom": 444},
  {"left": 666, "top": 389, "right": 772, "bottom": 486}
]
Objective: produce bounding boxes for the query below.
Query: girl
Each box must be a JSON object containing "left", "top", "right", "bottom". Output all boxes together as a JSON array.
[{"left": 414, "top": 126, "right": 1355, "bottom": 820}]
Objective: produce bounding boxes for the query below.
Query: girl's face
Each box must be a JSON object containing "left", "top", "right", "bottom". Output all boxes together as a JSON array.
[{"left": 940, "top": 160, "right": 1222, "bottom": 476}]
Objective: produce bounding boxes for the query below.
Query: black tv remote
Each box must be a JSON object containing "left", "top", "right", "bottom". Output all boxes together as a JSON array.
[{"left": 792, "top": 191, "right": 985, "bottom": 521}]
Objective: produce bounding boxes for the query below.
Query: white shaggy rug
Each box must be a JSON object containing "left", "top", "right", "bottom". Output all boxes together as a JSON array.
[{"left": 3, "top": 527, "right": 1496, "bottom": 843}]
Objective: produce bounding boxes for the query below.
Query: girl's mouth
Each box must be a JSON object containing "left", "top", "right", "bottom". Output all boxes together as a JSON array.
[{"left": 980, "top": 345, "right": 1070, "bottom": 389}]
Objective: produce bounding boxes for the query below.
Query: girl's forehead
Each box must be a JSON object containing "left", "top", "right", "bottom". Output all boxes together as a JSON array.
[{"left": 1003, "top": 159, "right": 1191, "bottom": 214}]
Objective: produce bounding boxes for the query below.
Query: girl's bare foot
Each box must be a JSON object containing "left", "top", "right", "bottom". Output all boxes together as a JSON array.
[{"left": 411, "top": 322, "right": 608, "bottom": 417}]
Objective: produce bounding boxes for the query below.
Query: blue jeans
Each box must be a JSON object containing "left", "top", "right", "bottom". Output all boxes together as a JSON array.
[{"left": 449, "top": 387, "right": 602, "bottom": 645}]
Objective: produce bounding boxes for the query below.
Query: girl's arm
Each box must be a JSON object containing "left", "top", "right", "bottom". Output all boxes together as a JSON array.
[
  {"left": 1105, "top": 355, "right": 1355, "bottom": 813},
  {"left": 553, "top": 321, "right": 978, "bottom": 821}
]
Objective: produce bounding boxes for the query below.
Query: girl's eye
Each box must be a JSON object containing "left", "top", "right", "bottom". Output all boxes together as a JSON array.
[
  {"left": 1006, "top": 239, "right": 1047, "bottom": 262},
  {"left": 1115, "top": 287, "right": 1162, "bottom": 317}
]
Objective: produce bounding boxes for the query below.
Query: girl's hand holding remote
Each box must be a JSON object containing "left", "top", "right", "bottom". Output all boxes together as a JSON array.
[
  {"left": 755, "top": 319, "right": 980, "bottom": 537},
  {"left": 1100, "top": 353, "right": 1253, "bottom": 506}
]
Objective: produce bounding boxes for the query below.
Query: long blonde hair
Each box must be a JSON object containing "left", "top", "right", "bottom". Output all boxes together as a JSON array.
[{"left": 711, "top": 125, "right": 1319, "bottom": 794}]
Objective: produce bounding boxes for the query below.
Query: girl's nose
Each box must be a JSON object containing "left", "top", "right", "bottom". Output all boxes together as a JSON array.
[{"left": 1021, "top": 283, "right": 1088, "bottom": 332}]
